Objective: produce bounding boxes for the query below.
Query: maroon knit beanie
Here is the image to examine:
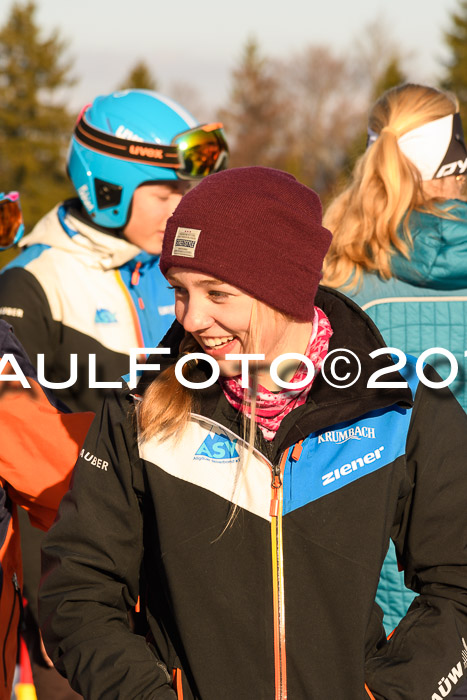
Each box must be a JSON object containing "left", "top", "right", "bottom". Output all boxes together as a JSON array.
[{"left": 160, "top": 166, "right": 332, "bottom": 321}]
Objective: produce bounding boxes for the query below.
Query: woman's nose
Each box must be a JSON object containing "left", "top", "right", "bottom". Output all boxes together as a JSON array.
[{"left": 178, "top": 297, "right": 212, "bottom": 333}]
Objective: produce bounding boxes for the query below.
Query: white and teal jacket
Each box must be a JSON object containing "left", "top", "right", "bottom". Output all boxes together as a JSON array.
[{"left": 0, "top": 199, "right": 175, "bottom": 412}]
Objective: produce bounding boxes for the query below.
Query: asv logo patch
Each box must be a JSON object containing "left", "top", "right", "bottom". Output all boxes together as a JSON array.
[
  {"left": 95, "top": 308, "right": 117, "bottom": 324},
  {"left": 195, "top": 433, "right": 240, "bottom": 463}
]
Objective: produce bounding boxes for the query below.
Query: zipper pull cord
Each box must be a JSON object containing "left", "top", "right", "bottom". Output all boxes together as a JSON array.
[
  {"left": 270, "top": 442, "right": 303, "bottom": 516},
  {"left": 131, "top": 261, "right": 142, "bottom": 286},
  {"left": 130, "top": 262, "right": 145, "bottom": 310},
  {"left": 270, "top": 451, "right": 288, "bottom": 517},
  {"left": 291, "top": 439, "right": 304, "bottom": 462},
  {"left": 271, "top": 439, "right": 303, "bottom": 489},
  {"left": 271, "top": 461, "right": 282, "bottom": 489}
]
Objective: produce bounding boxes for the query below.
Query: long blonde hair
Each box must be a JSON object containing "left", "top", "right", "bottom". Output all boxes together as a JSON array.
[{"left": 322, "top": 83, "right": 458, "bottom": 290}]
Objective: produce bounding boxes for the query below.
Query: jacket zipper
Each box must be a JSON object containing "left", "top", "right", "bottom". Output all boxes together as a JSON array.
[
  {"left": 2, "top": 573, "right": 21, "bottom": 689},
  {"left": 269, "top": 441, "right": 303, "bottom": 700},
  {"left": 270, "top": 450, "right": 288, "bottom": 700},
  {"left": 192, "top": 413, "right": 295, "bottom": 699}
]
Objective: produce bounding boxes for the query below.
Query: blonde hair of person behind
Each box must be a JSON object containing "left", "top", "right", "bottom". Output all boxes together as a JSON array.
[{"left": 322, "top": 83, "right": 459, "bottom": 290}]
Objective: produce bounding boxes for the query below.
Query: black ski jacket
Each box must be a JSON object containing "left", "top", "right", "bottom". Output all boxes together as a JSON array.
[{"left": 39, "top": 288, "right": 467, "bottom": 699}]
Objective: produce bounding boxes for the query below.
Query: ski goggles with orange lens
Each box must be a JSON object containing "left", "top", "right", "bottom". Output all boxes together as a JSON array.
[
  {"left": 171, "top": 123, "right": 229, "bottom": 179},
  {"left": 74, "top": 116, "right": 229, "bottom": 179},
  {"left": 0, "top": 192, "right": 24, "bottom": 250}
]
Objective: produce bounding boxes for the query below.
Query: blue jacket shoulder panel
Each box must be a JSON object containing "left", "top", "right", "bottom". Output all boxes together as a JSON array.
[
  {"left": 1, "top": 244, "right": 51, "bottom": 273},
  {"left": 282, "top": 355, "right": 419, "bottom": 516},
  {"left": 118, "top": 254, "right": 175, "bottom": 347}
]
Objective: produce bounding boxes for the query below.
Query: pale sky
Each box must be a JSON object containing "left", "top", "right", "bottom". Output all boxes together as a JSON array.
[{"left": 0, "top": 0, "right": 460, "bottom": 120}]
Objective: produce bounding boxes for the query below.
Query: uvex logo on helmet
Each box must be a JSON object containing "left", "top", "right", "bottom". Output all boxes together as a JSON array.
[
  {"left": 128, "top": 144, "right": 165, "bottom": 160},
  {"left": 115, "top": 124, "right": 143, "bottom": 142}
]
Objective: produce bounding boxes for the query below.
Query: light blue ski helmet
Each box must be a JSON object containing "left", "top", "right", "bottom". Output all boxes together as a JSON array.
[{"left": 67, "top": 89, "right": 229, "bottom": 229}]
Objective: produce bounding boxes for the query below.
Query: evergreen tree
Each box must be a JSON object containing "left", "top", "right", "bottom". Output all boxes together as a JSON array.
[
  {"left": 0, "top": 0, "right": 75, "bottom": 242},
  {"left": 371, "top": 56, "right": 406, "bottom": 101},
  {"left": 117, "top": 60, "right": 158, "bottom": 91},
  {"left": 219, "top": 38, "right": 288, "bottom": 168},
  {"left": 443, "top": 0, "right": 467, "bottom": 125}
]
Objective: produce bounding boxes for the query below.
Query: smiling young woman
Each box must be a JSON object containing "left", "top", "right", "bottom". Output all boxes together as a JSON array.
[
  {"left": 166, "top": 268, "right": 313, "bottom": 384},
  {"left": 39, "top": 166, "right": 467, "bottom": 700}
]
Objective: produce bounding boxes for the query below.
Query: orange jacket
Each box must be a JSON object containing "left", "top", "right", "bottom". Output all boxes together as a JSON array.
[{"left": 0, "top": 321, "right": 93, "bottom": 698}]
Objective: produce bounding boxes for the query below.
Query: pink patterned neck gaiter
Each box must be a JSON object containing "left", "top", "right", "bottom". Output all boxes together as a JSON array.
[{"left": 219, "top": 307, "right": 333, "bottom": 440}]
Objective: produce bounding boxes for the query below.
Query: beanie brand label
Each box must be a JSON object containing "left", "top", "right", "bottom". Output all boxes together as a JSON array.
[{"left": 172, "top": 227, "right": 202, "bottom": 258}]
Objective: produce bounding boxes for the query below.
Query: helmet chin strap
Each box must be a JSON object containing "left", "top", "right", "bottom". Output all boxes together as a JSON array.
[{"left": 66, "top": 198, "right": 126, "bottom": 239}]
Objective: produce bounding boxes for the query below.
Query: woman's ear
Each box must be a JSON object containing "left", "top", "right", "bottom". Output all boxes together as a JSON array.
[{"left": 422, "top": 175, "right": 466, "bottom": 201}]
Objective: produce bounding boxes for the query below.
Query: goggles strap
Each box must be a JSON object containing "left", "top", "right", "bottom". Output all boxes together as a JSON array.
[{"left": 74, "top": 115, "right": 181, "bottom": 169}]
